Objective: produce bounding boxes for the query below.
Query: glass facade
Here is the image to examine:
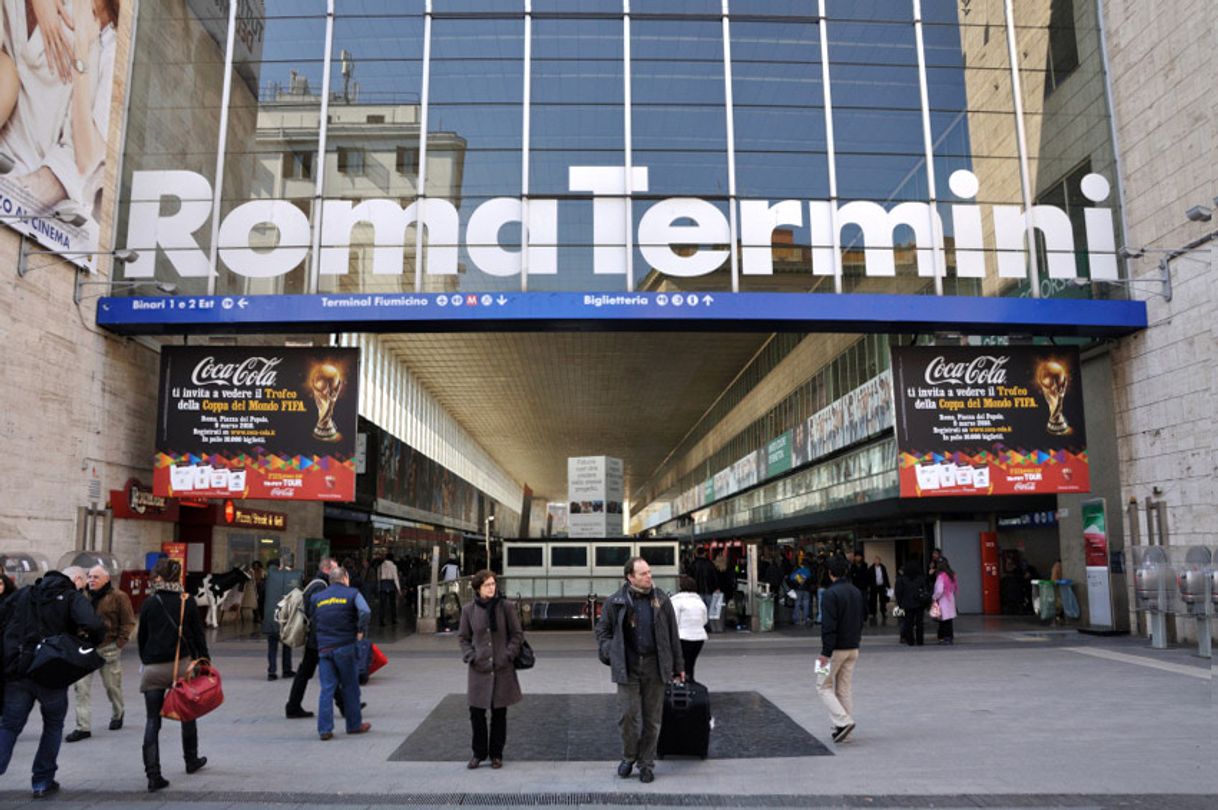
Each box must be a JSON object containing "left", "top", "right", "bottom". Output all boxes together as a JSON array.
[{"left": 118, "top": 0, "right": 1122, "bottom": 300}]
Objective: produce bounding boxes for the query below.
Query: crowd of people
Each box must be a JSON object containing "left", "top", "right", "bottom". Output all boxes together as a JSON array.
[{"left": 0, "top": 543, "right": 963, "bottom": 797}]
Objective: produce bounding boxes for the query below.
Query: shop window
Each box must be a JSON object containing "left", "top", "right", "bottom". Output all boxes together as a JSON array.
[
  {"left": 550, "top": 546, "right": 587, "bottom": 567},
  {"left": 506, "top": 546, "right": 543, "bottom": 567},
  {"left": 640, "top": 545, "right": 675, "bottom": 568}
]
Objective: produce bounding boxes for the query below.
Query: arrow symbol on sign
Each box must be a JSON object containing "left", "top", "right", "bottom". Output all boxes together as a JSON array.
[
  {"left": 237, "top": 298, "right": 249, "bottom": 309},
  {"left": 496, "top": 295, "right": 507, "bottom": 305},
  {"left": 703, "top": 294, "right": 714, "bottom": 305}
]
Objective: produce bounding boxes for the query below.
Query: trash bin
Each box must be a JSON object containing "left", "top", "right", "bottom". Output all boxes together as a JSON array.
[
  {"left": 1032, "top": 579, "right": 1056, "bottom": 621},
  {"left": 1056, "top": 579, "right": 1080, "bottom": 620},
  {"left": 757, "top": 593, "right": 775, "bottom": 632}
]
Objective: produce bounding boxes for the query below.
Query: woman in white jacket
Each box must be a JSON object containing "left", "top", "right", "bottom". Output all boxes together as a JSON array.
[{"left": 669, "top": 575, "right": 709, "bottom": 683}]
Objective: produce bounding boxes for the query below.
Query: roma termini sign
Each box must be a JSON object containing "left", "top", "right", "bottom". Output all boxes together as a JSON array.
[{"left": 103, "top": 166, "right": 1147, "bottom": 336}]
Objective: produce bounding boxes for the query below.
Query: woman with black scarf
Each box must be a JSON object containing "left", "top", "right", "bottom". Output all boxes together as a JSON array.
[{"left": 457, "top": 569, "right": 523, "bottom": 770}]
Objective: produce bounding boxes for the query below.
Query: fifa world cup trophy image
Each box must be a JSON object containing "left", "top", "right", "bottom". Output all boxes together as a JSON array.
[
  {"left": 308, "top": 361, "right": 345, "bottom": 442},
  {"left": 1035, "top": 359, "right": 1073, "bottom": 436}
]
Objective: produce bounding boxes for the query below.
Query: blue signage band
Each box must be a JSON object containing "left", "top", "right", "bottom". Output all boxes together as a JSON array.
[{"left": 95, "top": 291, "right": 1147, "bottom": 337}]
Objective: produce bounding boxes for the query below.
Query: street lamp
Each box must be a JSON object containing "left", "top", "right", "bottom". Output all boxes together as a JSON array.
[
  {"left": 16, "top": 239, "right": 140, "bottom": 278},
  {"left": 74, "top": 278, "right": 176, "bottom": 304},
  {"left": 484, "top": 515, "right": 496, "bottom": 569}
]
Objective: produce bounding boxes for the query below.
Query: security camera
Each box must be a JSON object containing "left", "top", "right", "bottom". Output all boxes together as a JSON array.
[{"left": 1185, "top": 205, "right": 1213, "bottom": 223}]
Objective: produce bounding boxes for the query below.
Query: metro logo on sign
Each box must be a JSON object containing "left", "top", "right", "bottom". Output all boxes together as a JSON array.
[{"left": 123, "top": 167, "right": 1119, "bottom": 285}]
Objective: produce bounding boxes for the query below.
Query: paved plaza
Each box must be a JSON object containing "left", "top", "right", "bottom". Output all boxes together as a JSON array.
[{"left": 0, "top": 618, "right": 1211, "bottom": 808}]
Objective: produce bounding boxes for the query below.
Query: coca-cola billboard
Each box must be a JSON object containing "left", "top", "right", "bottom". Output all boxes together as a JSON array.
[
  {"left": 892, "top": 346, "right": 1089, "bottom": 498},
  {"left": 154, "top": 346, "right": 360, "bottom": 501}
]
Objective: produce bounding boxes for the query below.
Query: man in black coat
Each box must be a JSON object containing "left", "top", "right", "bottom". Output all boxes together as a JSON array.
[
  {"left": 817, "top": 556, "right": 865, "bottom": 745},
  {"left": 0, "top": 568, "right": 104, "bottom": 798},
  {"left": 689, "top": 547, "right": 719, "bottom": 608},
  {"left": 866, "top": 556, "right": 891, "bottom": 626},
  {"left": 595, "top": 556, "right": 684, "bottom": 784}
]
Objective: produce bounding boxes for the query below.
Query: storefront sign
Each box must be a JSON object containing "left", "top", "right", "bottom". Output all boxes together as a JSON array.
[
  {"left": 111, "top": 479, "right": 180, "bottom": 522},
  {"left": 893, "top": 346, "right": 1090, "bottom": 497},
  {"left": 766, "top": 431, "right": 793, "bottom": 478},
  {"left": 222, "top": 500, "right": 286, "bottom": 531},
  {"left": 154, "top": 346, "right": 360, "bottom": 501}
]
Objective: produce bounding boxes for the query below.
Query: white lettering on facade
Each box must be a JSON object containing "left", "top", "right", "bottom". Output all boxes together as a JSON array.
[{"left": 123, "top": 167, "right": 1117, "bottom": 285}]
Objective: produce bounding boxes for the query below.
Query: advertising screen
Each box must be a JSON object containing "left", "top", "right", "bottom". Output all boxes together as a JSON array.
[
  {"left": 892, "top": 346, "right": 1089, "bottom": 497},
  {"left": 154, "top": 346, "right": 360, "bottom": 501}
]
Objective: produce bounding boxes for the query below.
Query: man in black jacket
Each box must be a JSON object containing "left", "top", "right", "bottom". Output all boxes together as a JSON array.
[
  {"left": 817, "top": 556, "right": 865, "bottom": 745},
  {"left": 595, "top": 557, "right": 684, "bottom": 784},
  {"left": 0, "top": 568, "right": 104, "bottom": 798},
  {"left": 689, "top": 547, "right": 719, "bottom": 608}
]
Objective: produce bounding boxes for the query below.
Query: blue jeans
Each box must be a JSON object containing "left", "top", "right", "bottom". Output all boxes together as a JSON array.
[
  {"left": 816, "top": 588, "right": 826, "bottom": 622},
  {"left": 793, "top": 591, "right": 812, "bottom": 624},
  {"left": 318, "top": 643, "right": 362, "bottom": 735},
  {"left": 0, "top": 678, "right": 69, "bottom": 788}
]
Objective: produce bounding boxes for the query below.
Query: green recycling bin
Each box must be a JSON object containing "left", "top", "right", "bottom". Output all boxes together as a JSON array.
[
  {"left": 1033, "top": 579, "right": 1057, "bottom": 621},
  {"left": 757, "top": 593, "right": 775, "bottom": 632}
]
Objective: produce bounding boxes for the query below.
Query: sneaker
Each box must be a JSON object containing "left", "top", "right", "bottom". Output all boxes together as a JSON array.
[
  {"left": 831, "top": 723, "right": 855, "bottom": 743},
  {"left": 639, "top": 767, "right": 655, "bottom": 784},
  {"left": 31, "top": 781, "right": 60, "bottom": 799},
  {"left": 64, "top": 730, "right": 91, "bottom": 743},
  {"left": 109, "top": 715, "right": 123, "bottom": 731},
  {"left": 319, "top": 732, "right": 333, "bottom": 741},
  {"left": 616, "top": 760, "right": 633, "bottom": 778}
]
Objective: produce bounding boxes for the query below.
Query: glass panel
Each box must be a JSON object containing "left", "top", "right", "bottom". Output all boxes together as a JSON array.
[
  {"left": 318, "top": 5, "right": 427, "bottom": 295},
  {"left": 1015, "top": 0, "right": 1121, "bottom": 299},
  {"left": 118, "top": 0, "right": 235, "bottom": 294},
  {"left": 426, "top": 16, "right": 524, "bottom": 293},
  {"left": 215, "top": 1, "right": 327, "bottom": 297},
  {"left": 528, "top": 15, "right": 625, "bottom": 292},
  {"left": 506, "top": 546, "right": 544, "bottom": 567},
  {"left": 595, "top": 546, "right": 632, "bottom": 567},
  {"left": 639, "top": 546, "right": 675, "bottom": 567},
  {"left": 551, "top": 546, "right": 588, "bottom": 567},
  {"left": 631, "top": 18, "right": 729, "bottom": 292}
]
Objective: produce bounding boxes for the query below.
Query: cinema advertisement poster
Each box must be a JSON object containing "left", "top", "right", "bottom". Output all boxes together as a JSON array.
[
  {"left": 154, "top": 347, "right": 360, "bottom": 501},
  {"left": 892, "top": 346, "right": 1089, "bottom": 498}
]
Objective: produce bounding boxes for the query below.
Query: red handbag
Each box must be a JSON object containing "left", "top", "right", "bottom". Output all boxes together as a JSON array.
[
  {"left": 160, "top": 594, "right": 224, "bottom": 722},
  {"left": 368, "top": 643, "right": 388, "bottom": 675}
]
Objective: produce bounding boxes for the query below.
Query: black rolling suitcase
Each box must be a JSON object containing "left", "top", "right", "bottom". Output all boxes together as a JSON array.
[{"left": 657, "top": 681, "right": 711, "bottom": 759}]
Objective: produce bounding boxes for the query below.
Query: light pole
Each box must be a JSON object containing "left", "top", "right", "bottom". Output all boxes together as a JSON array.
[{"left": 484, "top": 515, "right": 495, "bottom": 569}]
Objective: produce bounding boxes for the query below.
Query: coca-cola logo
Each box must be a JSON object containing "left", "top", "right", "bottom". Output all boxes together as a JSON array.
[
  {"left": 190, "top": 355, "right": 282, "bottom": 387},
  {"left": 924, "top": 355, "right": 1010, "bottom": 385}
]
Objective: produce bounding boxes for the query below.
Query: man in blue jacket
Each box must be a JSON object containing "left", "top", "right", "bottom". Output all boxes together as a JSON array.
[
  {"left": 308, "top": 566, "right": 371, "bottom": 740},
  {"left": 817, "top": 556, "right": 865, "bottom": 744}
]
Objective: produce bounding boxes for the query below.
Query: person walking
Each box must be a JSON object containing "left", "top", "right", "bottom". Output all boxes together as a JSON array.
[
  {"left": 932, "top": 558, "right": 959, "bottom": 645},
  {"left": 595, "top": 556, "right": 684, "bottom": 784},
  {"left": 668, "top": 575, "right": 708, "bottom": 683},
  {"left": 136, "top": 558, "right": 209, "bottom": 793},
  {"left": 457, "top": 570, "right": 523, "bottom": 769},
  {"left": 816, "top": 556, "right": 865, "bottom": 744},
  {"left": 689, "top": 547, "right": 719, "bottom": 609},
  {"left": 894, "top": 560, "right": 928, "bottom": 646},
  {"left": 0, "top": 567, "right": 103, "bottom": 799},
  {"left": 66, "top": 565, "right": 135, "bottom": 742},
  {"left": 309, "top": 566, "right": 371, "bottom": 740},
  {"left": 262, "top": 558, "right": 300, "bottom": 681},
  {"left": 377, "top": 553, "right": 401, "bottom": 627},
  {"left": 286, "top": 557, "right": 339, "bottom": 719},
  {"left": 867, "top": 556, "right": 891, "bottom": 626},
  {"left": 788, "top": 560, "right": 814, "bottom": 626}
]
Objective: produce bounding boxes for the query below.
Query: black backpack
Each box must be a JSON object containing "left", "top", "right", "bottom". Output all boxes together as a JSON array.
[{"left": 912, "top": 580, "right": 933, "bottom": 609}]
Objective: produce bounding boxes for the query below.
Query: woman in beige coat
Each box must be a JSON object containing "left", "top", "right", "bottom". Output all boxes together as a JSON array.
[{"left": 457, "top": 570, "right": 523, "bottom": 769}]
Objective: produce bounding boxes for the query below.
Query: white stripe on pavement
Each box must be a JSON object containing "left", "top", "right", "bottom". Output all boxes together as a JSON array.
[{"left": 1063, "top": 646, "right": 1211, "bottom": 680}]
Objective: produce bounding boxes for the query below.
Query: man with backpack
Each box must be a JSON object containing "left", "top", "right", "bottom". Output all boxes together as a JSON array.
[
  {"left": 894, "top": 559, "right": 931, "bottom": 646},
  {"left": 0, "top": 568, "right": 104, "bottom": 798},
  {"left": 285, "top": 557, "right": 337, "bottom": 719},
  {"left": 263, "top": 558, "right": 301, "bottom": 681}
]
